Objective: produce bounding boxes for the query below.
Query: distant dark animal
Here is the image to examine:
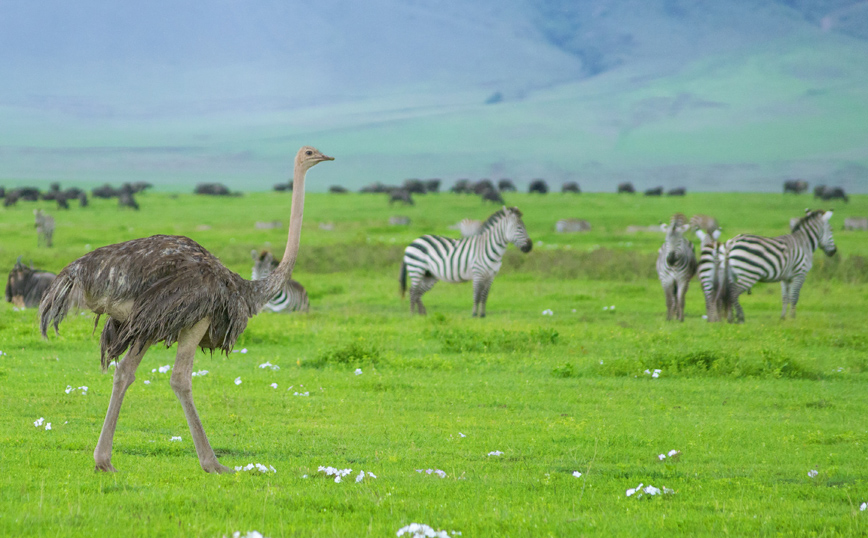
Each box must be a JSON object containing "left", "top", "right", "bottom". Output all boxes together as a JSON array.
[
  {"left": 63, "top": 187, "right": 83, "bottom": 199},
  {"left": 403, "top": 179, "right": 427, "bottom": 194},
  {"left": 783, "top": 180, "right": 808, "bottom": 194},
  {"left": 400, "top": 207, "right": 532, "bottom": 317},
  {"left": 93, "top": 184, "right": 118, "bottom": 199},
  {"left": 38, "top": 145, "right": 332, "bottom": 474},
  {"left": 389, "top": 188, "right": 414, "bottom": 206},
  {"left": 617, "top": 182, "right": 635, "bottom": 194},
  {"left": 813, "top": 185, "right": 827, "bottom": 198},
  {"left": 273, "top": 183, "right": 290, "bottom": 192},
  {"left": 424, "top": 179, "right": 441, "bottom": 193},
  {"left": 130, "top": 182, "right": 153, "bottom": 194},
  {"left": 722, "top": 209, "right": 836, "bottom": 323},
  {"left": 56, "top": 195, "right": 70, "bottom": 210},
  {"left": 644, "top": 187, "right": 664, "bottom": 196},
  {"left": 328, "top": 185, "right": 348, "bottom": 194},
  {"left": 34, "top": 209, "right": 55, "bottom": 247},
  {"left": 0, "top": 186, "right": 6, "bottom": 198},
  {"left": 78, "top": 192, "right": 89, "bottom": 207},
  {"left": 529, "top": 179, "right": 548, "bottom": 194},
  {"left": 4, "top": 190, "right": 20, "bottom": 207},
  {"left": 251, "top": 250, "right": 309, "bottom": 313},
  {"left": 480, "top": 187, "right": 504, "bottom": 204},
  {"left": 42, "top": 186, "right": 62, "bottom": 201},
  {"left": 5, "top": 257, "right": 56, "bottom": 308},
  {"left": 819, "top": 186, "right": 848, "bottom": 203},
  {"left": 194, "top": 183, "right": 232, "bottom": 196},
  {"left": 555, "top": 219, "right": 591, "bottom": 233},
  {"left": 359, "top": 182, "right": 393, "bottom": 193},
  {"left": 561, "top": 182, "right": 581, "bottom": 194},
  {"left": 667, "top": 187, "right": 686, "bottom": 196},
  {"left": 498, "top": 179, "right": 516, "bottom": 192},
  {"left": 450, "top": 179, "right": 473, "bottom": 194},
  {"left": 656, "top": 214, "right": 696, "bottom": 321},
  {"left": 118, "top": 191, "right": 139, "bottom": 210},
  {"left": 16, "top": 187, "right": 41, "bottom": 201},
  {"left": 472, "top": 179, "right": 496, "bottom": 195}
]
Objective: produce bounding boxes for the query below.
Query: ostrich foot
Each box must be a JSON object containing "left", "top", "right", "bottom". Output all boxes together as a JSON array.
[
  {"left": 202, "top": 461, "right": 235, "bottom": 474},
  {"left": 94, "top": 460, "right": 118, "bottom": 473}
]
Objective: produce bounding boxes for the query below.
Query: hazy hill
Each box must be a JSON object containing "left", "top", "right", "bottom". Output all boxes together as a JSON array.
[{"left": 0, "top": 0, "right": 866, "bottom": 192}]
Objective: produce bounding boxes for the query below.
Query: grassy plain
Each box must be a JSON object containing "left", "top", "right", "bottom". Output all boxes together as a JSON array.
[{"left": 1, "top": 191, "right": 867, "bottom": 537}]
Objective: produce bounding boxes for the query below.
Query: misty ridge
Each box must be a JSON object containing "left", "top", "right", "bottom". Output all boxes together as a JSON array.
[{"left": 0, "top": 0, "right": 867, "bottom": 192}]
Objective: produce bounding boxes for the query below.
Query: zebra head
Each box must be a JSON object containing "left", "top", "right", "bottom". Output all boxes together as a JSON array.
[
  {"left": 662, "top": 213, "right": 691, "bottom": 265},
  {"left": 251, "top": 250, "right": 278, "bottom": 280},
  {"left": 498, "top": 206, "right": 532, "bottom": 253}
]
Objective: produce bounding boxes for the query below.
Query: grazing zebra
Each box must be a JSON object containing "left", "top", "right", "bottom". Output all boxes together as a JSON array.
[
  {"left": 400, "top": 206, "right": 532, "bottom": 317},
  {"left": 448, "top": 218, "right": 483, "bottom": 237},
  {"left": 722, "top": 209, "right": 836, "bottom": 323},
  {"left": 695, "top": 228, "right": 726, "bottom": 322},
  {"left": 656, "top": 213, "right": 697, "bottom": 321},
  {"left": 250, "top": 250, "right": 310, "bottom": 313},
  {"left": 34, "top": 210, "right": 55, "bottom": 248},
  {"left": 689, "top": 214, "right": 720, "bottom": 235}
]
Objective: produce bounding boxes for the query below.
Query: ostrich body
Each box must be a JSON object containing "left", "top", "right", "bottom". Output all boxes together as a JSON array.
[{"left": 39, "top": 146, "right": 333, "bottom": 473}]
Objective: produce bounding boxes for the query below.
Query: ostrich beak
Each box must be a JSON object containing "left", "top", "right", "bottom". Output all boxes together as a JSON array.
[{"left": 320, "top": 154, "right": 335, "bottom": 162}]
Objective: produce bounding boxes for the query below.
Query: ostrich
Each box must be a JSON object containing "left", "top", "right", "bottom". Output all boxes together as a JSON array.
[{"left": 39, "top": 146, "right": 333, "bottom": 474}]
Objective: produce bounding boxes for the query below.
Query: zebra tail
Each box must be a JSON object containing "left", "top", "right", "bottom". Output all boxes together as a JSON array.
[
  {"left": 399, "top": 261, "right": 407, "bottom": 298},
  {"left": 38, "top": 270, "right": 82, "bottom": 338},
  {"left": 716, "top": 244, "right": 733, "bottom": 320}
]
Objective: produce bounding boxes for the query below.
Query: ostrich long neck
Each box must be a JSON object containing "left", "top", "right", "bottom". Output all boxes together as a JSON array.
[{"left": 254, "top": 161, "right": 307, "bottom": 308}]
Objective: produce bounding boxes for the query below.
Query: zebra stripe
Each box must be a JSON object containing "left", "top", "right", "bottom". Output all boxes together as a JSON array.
[
  {"left": 723, "top": 209, "right": 836, "bottom": 322},
  {"left": 656, "top": 213, "right": 697, "bottom": 321},
  {"left": 400, "top": 207, "right": 532, "bottom": 317},
  {"left": 251, "top": 250, "right": 310, "bottom": 313},
  {"left": 695, "top": 228, "right": 725, "bottom": 322}
]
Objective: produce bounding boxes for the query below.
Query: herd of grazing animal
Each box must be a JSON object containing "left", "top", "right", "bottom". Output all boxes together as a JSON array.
[{"left": 0, "top": 153, "right": 861, "bottom": 474}]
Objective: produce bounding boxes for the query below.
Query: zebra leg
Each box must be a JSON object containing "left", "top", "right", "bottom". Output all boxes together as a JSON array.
[
  {"left": 788, "top": 274, "right": 807, "bottom": 319},
  {"left": 476, "top": 277, "right": 493, "bottom": 318},
  {"left": 411, "top": 276, "right": 437, "bottom": 316},
  {"left": 730, "top": 287, "right": 745, "bottom": 323},
  {"left": 676, "top": 278, "right": 690, "bottom": 321},
  {"left": 780, "top": 280, "right": 791, "bottom": 319},
  {"left": 662, "top": 281, "right": 676, "bottom": 321}
]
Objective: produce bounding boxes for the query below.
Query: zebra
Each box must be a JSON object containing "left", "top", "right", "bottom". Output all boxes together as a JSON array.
[
  {"left": 656, "top": 213, "right": 697, "bottom": 321},
  {"left": 250, "top": 250, "right": 310, "bottom": 313},
  {"left": 400, "top": 206, "right": 532, "bottom": 317},
  {"left": 34, "top": 210, "right": 55, "bottom": 248},
  {"left": 689, "top": 214, "right": 720, "bottom": 236},
  {"left": 448, "top": 218, "right": 483, "bottom": 237},
  {"left": 695, "top": 228, "right": 725, "bottom": 322},
  {"left": 722, "top": 209, "right": 836, "bottom": 323}
]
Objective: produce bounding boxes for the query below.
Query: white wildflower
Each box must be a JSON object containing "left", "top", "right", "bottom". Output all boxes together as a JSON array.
[
  {"left": 355, "top": 368, "right": 363, "bottom": 375},
  {"left": 65, "top": 385, "right": 73, "bottom": 394},
  {"left": 234, "top": 463, "right": 276, "bottom": 474},
  {"left": 45, "top": 423, "right": 52, "bottom": 430},
  {"left": 603, "top": 306, "right": 609, "bottom": 311},
  {"left": 396, "top": 523, "right": 455, "bottom": 538},
  {"left": 158, "top": 364, "right": 171, "bottom": 373},
  {"left": 860, "top": 502, "right": 867, "bottom": 511},
  {"left": 487, "top": 451, "right": 504, "bottom": 456},
  {"left": 572, "top": 471, "right": 582, "bottom": 478},
  {"left": 643, "top": 485, "right": 661, "bottom": 496},
  {"left": 231, "top": 531, "right": 264, "bottom": 538},
  {"left": 259, "top": 361, "right": 279, "bottom": 371},
  {"left": 235, "top": 377, "right": 242, "bottom": 385},
  {"left": 459, "top": 432, "right": 466, "bottom": 438},
  {"left": 192, "top": 370, "right": 209, "bottom": 377},
  {"left": 270, "top": 383, "right": 278, "bottom": 389},
  {"left": 668, "top": 449, "right": 679, "bottom": 457},
  {"left": 241, "top": 348, "right": 248, "bottom": 354},
  {"left": 34, "top": 417, "right": 45, "bottom": 427},
  {"left": 808, "top": 469, "right": 818, "bottom": 478},
  {"left": 293, "top": 391, "right": 309, "bottom": 396},
  {"left": 658, "top": 454, "right": 666, "bottom": 461},
  {"left": 171, "top": 436, "right": 182, "bottom": 442},
  {"left": 144, "top": 380, "right": 151, "bottom": 385}
]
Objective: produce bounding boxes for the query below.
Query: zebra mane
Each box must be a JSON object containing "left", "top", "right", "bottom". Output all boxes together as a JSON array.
[
  {"left": 790, "top": 210, "right": 822, "bottom": 234},
  {"left": 480, "top": 207, "right": 522, "bottom": 232}
]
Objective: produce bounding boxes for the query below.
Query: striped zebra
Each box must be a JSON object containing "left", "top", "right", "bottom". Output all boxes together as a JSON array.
[
  {"left": 695, "top": 228, "right": 726, "bottom": 322},
  {"left": 689, "top": 214, "right": 719, "bottom": 235},
  {"left": 448, "top": 218, "right": 483, "bottom": 237},
  {"left": 400, "top": 206, "right": 532, "bottom": 317},
  {"left": 722, "top": 209, "right": 836, "bottom": 322},
  {"left": 656, "top": 213, "right": 697, "bottom": 321},
  {"left": 250, "top": 250, "right": 310, "bottom": 313},
  {"left": 34, "top": 209, "right": 55, "bottom": 248}
]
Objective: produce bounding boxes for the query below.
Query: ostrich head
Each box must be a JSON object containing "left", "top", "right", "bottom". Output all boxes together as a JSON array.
[{"left": 295, "top": 146, "right": 334, "bottom": 171}]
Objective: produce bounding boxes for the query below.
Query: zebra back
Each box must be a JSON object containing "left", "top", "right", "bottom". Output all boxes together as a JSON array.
[{"left": 251, "top": 250, "right": 309, "bottom": 313}]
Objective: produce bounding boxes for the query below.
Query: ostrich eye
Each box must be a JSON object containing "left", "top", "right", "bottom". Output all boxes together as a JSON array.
[{"left": 305, "top": 150, "right": 313, "bottom": 156}]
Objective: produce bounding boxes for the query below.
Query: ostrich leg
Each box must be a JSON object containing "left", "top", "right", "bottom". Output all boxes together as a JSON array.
[
  {"left": 94, "top": 341, "right": 151, "bottom": 472},
  {"left": 169, "top": 318, "right": 234, "bottom": 474}
]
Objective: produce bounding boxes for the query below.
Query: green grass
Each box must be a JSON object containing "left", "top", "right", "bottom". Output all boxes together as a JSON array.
[{"left": 1, "top": 192, "right": 867, "bottom": 536}]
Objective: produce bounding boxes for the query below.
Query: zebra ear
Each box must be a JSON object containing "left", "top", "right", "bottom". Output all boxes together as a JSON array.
[
  {"left": 695, "top": 229, "right": 706, "bottom": 241},
  {"left": 822, "top": 210, "right": 833, "bottom": 222},
  {"left": 660, "top": 223, "right": 669, "bottom": 232},
  {"left": 251, "top": 249, "right": 258, "bottom": 261},
  {"left": 679, "top": 223, "right": 691, "bottom": 234},
  {"left": 712, "top": 229, "right": 722, "bottom": 240},
  {"left": 805, "top": 208, "right": 811, "bottom": 215}
]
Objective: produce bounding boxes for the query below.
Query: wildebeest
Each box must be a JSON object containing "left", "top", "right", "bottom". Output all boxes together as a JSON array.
[
  {"left": 555, "top": 219, "right": 592, "bottom": 233},
  {"left": 4, "top": 190, "right": 20, "bottom": 207},
  {"left": 498, "top": 179, "right": 516, "bottom": 192},
  {"left": 561, "top": 182, "right": 581, "bottom": 194},
  {"left": 450, "top": 179, "right": 473, "bottom": 194},
  {"left": 783, "top": 180, "right": 809, "bottom": 194},
  {"left": 78, "top": 192, "right": 89, "bottom": 207},
  {"left": 472, "top": 179, "right": 497, "bottom": 195},
  {"left": 403, "top": 179, "right": 427, "bottom": 194},
  {"left": 329, "top": 185, "right": 348, "bottom": 194},
  {"left": 56, "top": 195, "right": 70, "bottom": 210},
  {"left": 424, "top": 179, "right": 441, "bottom": 193},
  {"left": 667, "top": 187, "right": 686, "bottom": 196},
  {"left": 92, "top": 184, "right": 118, "bottom": 199},
  {"left": 644, "top": 186, "right": 664, "bottom": 196},
  {"left": 5, "top": 257, "right": 56, "bottom": 308},
  {"left": 617, "top": 182, "right": 635, "bottom": 193},
  {"left": 273, "top": 182, "right": 292, "bottom": 192},
  {"left": 130, "top": 181, "right": 153, "bottom": 193},
  {"left": 818, "top": 186, "right": 848, "bottom": 203},
  {"left": 529, "top": 179, "right": 548, "bottom": 194},
  {"left": 194, "top": 183, "right": 232, "bottom": 196},
  {"left": 118, "top": 189, "right": 140, "bottom": 210},
  {"left": 480, "top": 187, "right": 505, "bottom": 204},
  {"left": 389, "top": 188, "right": 414, "bottom": 205},
  {"left": 844, "top": 217, "right": 868, "bottom": 231},
  {"left": 16, "top": 187, "right": 41, "bottom": 201}
]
